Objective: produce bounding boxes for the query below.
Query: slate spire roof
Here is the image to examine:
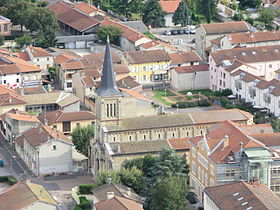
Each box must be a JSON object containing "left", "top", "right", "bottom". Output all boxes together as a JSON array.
[{"left": 96, "top": 37, "right": 122, "bottom": 97}]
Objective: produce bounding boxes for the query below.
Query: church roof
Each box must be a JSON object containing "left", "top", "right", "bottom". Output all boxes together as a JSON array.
[{"left": 95, "top": 37, "right": 122, "bottom": 98}]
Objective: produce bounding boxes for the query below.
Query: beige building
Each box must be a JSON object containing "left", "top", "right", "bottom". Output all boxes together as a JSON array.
[
  {"left": 189, "top": 120, "right": 280, "bottom": 201},
  {"left": 89, "top": 38, "right": 254, "bottom": 177},
  {"left": 0, "top": 16, "right": 11, "bottom": 36},
  {"left": 195, "top": 21, "right": 250, "bottom": 60},
  {"left": 0, "top": 181, "right": 59, "bottom": 210},
  {"left": 15, "top": 124, "right": 73, "bottom": 176},
  {"left": 39, "top": 110, "right": 95, "bottom": 135},
  {"left": 169, "top": 51, "right": 202, "bottom": 68},
  {"left": 170, "top": 64, "right": 209, "bottom": 91}
]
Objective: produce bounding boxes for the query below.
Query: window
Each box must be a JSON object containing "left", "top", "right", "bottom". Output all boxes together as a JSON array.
[
  {"left": 269, "top": 64, "right": 273, "bottom": 68},
  {"left": 142, "top": 66, "right": 147, "bottom": 71},
  {"left": 223, "top": 73, "right": 226, "bottom": 79},
  {"left": 53, "top": 145, "right": 57, "bottom": 150},
  {"left": 37, "top": 58, "right": 39, "bottom": 62},
  {"left": 186, "top": 131, "right": 189, "bottom": 137},
  {"left": 223, "top": 81, "right": 225, "bottom": 87},
  {"left": 210, "top": 165, "right": 215, "bottom": 175},
  {"left": 53, "top": 125, "right": 57, "bottom": 129},
  {"left": 270, "top": 180, "right": 280, "bottom": 192},
  {"left": 3, "top": 80, "right": 6, "bottom": 84},
  {"left": 219, "top": 80, "right": 222, "bottom": 85},
  {"left": 192, "top": 162, "right": 196, "bottom": 175},
  {"left": 143, "top": 75, "right": 146, "bottom": 81},
  {"left": 4, "top": 24, "right": 8, "bottom": 32},
  {"left": 76, "top": 123, "right": 80, "bottom": 127},
  {"left": 192, "top": 147, "right": 196, "bottom": 158},
  {"left": 226, "top": 169, "right": 236, "bottom": 177},
  {"left": 172, "top": 133, "right": 175, "bottom": 138},
  {"left": 143, "top": 134, "right": 146, "bottom": 140},
  {"left": 47, "top": 58, "right": 49, "bottom": 61},
  {"left": 66, "top": 82, "right": 72, "bottom": 88},
  {"left": 16, "top": 79, "right": 19, "bottom": 83},
  {"left": 129, "top": 135, "right": 132, "bottom": 141},
  {"left": 113, "top": 136, "right": 116, "bottom": 141},
  {"left": 198, "top": 153, "right": 209, "bottom": 169},
  {"left": 157, "top": 133, "right": 161, "bottom": 139},
  {"left": 62, "top": 121, "right": 71, "bottom": 132}
]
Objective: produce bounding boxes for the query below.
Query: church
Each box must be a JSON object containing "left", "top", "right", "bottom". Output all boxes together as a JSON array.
[{"left": 89, "top": 38, "right": 254, "bottom": 176}]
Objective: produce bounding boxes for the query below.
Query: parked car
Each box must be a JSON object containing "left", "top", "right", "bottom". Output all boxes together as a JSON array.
[
  {"left": 178, "top": 29, "right": 184, "bottom": 35},
  {"left": 0, "top": 159, "right": 4, "bottom": 167},
  {"left": 171, "top": 30, "right": 178, "bottom": 35},
  {"left": 164, "top": 30, "right": 171, "bottom": 35},
  {"left": 184, "top": 29, "right": 190, "bottom": 34},
  {"left": 188, "top": 25, "right": 196, "bottom": 34},
  {"left": 190, "top": 29, "right": 196, "bottom": 34}
]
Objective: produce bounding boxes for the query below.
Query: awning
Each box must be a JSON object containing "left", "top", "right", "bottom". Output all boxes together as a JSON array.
[{"left": 244, "top": 149, "right": 271, "bottom": 158}]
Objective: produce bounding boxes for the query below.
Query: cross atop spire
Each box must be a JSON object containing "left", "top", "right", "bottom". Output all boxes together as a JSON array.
[{"left": 96, "top": 37, "right": 122, "bottom": 97}]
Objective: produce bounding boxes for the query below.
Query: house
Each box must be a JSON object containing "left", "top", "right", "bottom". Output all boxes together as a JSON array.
[
  {"left": 0, "top": 181, "right": 59, "bottom": 210},
  {"left": 122, "top": 21, "right": 148, "bottom": 34},
  {"left": 15, "top": 86, "right": 48, "bottom": 95},
  {"left": 0, "top": 55, "right": 42, "bottom": 89},
  {"left": 48, "top": 0, "right": 101, "bottom": 35},
  {"left": 139, "top": 40, "right": 178, "bottom": 53},
  {"left": 2, "top": 110, "right": 39, "bottom": 145},
  {"left": 0, "top": 85, "right": 26, "bottom": 113},
  {"left": 23, "top": 91, "right": 80, "bottom": 113},
  {"left": 73, "top": 1, "right": 106, "bottom": 17},
  {"left": 170, "top": 64, "right": 209, "bottom": 91},
  {"left": 15, "top": 124, "right": 73, "bottom": 176},
  {"left": 211, "top": 31, "right": 280, "bottom": 52},
  {"left": 38, "top": 110, "right": 95, "bottom": 135},
  {"left": 94, "top": 195, "right": 144, "bottom": 210},
  {"left": 89, "top": 38, "right": 254, "bottom": 176},
  {"left": 122, "top": 49, "right": 171, "bottom": 83},
  {"left": 18, "top": 46, "right": 54, "bottom": 77},
  {"left": 0, "top": 16, "right": 11, "bottom": 36},
  {"left": 195, "top": 21, "right": 251, "bottom": 60},
  {"left": 230, "top": 69, "right": 280, "bottom": 117},
  {"left": 100, "top": 19, "right": 151, "bottom": 51},
  {"left": 204, "top": 181, "right": 280, "bottom": 210},
  {"left": 209, "top": 45, "right": 280, "bottom": 91},
  {"left": 189, "top": 120, "right": 280, "bottom": 201},
  {"left": 58, "top": 60, "right": 84, "bottom": 92},
  {"left": 159, "top": 0, "right": 180, "bottom": 27},
  {"left": 92, "top": 183, "right": 143, "bottom": 205},
  {"left": 169, "top": 51, "right": 202, "bottom": 68}
]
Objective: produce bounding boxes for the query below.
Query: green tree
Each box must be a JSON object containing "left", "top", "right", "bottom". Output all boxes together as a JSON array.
[
  {"left": 142, "top": 0, "right": 165, "bottom": 28},
  {"left": 259, "top": 8, "right": 275, "bottom": 27},
  {"left": 239, "top": 0, "right": 262, "bottom": 9},
  {"left": 148, "top": 176, "right": 188, "bottom": 210},
  {"left": 231, "top": 0, "right": 238, "bottom": 10},
  {"left": 35, "top": 29, "right": 57, "bottom": 48},
  {"left": 124, "top": 155, "right": 156, "bottom": 176},
  {"left": 233, "top": 12, "right": 243, "bottom": 21},
  {"left": 71, "top": 124, "right": 94, "bottom": 156},
  {"left": 48, "top": 66, "right": 57, "bottom": 79},
  {"left": 15, "top": 34, "right": 32, "bottom": 48},
  {"left": 197, "top": 0, "right": 218, "bottom": 23},
  {"left": 112, "top": 0, "right": 143, "bottom": 18},
  {"left": 97, "top": 25, "right": 122, "bottom": 45},
  {"left": 172, "top": 0, "right": 192, "bottom": 26},
  {"left": 0, "top": 36, "right": 4, "bottom": 46}
]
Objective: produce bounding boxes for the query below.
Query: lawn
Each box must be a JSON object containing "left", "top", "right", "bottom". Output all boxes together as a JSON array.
[
  {"left": 180, "top": 89, "right": 215, "bottom": 97},
  {"left": 153, "top": 90, "right": 176, "bottom": 106}
]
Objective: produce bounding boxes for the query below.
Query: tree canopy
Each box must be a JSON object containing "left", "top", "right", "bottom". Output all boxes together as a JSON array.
[
  {"left": 197, "top": 0, "right": 218, "bottom": 23},
  {"left": 15, "top": 34, "right": 32, "bottom": 48},
  {"left": 71, "top": 124, "right": 94, "bottom": 156},
  {"left": 239, "top": 0, "right": 262, "bottom": 9},
  {"left": 112, "top": 0, "right": 143, "bottom": 18},
  {"left": 97, "top": 25, "right": 122, "bottom": 45},
  {"left": 172, "top": 0, "right": 192, "bottom": 26},
  {"left": 148, "top": 176, "right": 188, "bottom": 210},
  {"left": 259, "top": 8, "right": 275, "bottom": 27},
  {"left": 142, "top": 0, "right": 165, "bottom": 28}
]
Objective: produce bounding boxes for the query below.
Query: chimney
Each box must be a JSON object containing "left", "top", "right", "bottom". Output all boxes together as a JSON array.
[
  {"left": 20, "top": 88, "right": 24, "bottom": 96},
  {"left": 240, "top": 141, "right": 244, "bottom": 154},
  {"left": 107, "top": 192, "right": 114, "bottom": 200},
  {"left": 249, "top": 32, "right": 254, "bottom": 38},
  {"left": 223, "top": 135, "right": 229, "bottom": 148},
  {"left": 8, "top": 97, "right": 12, "bottom": 103}
]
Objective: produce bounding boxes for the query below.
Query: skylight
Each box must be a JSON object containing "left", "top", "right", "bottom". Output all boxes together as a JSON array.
[
  {"left": 233, "top": 192, "right": 240, "bottom": 197},
  {"left": 237, "top": 197, "right": 244, "bottom": 201}
]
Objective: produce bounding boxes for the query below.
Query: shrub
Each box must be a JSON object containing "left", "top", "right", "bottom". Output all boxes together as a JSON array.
[
  {"left": 75, "top": 196, "right": 91, "bottom": 210},
  {"left": 0, "top": 176, "right": 17, "bottom": 185},
  {"left": 197, "top": 99, "right": 211, "bottom": 107},
  {"left": 79, "top": 184, "right": 96, "bottom": 194},
  {"left": 171, "top": 99, "right": 210, "bottom": 109}
]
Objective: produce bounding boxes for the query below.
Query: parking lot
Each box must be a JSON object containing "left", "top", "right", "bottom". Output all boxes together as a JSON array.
[{"left": 151, "top": 27, "right": 196, "bottom": 52}]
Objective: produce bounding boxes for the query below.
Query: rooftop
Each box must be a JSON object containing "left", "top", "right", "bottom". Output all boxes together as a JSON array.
[
  {"left": 159, "top": 0, "right": 180, "bottom": 13},
  {"left": 173, "top": 64, "right": 209, "bottom": 74},
  {"left": 123, "top": 50, "right": 171, "bottom": 64},
  {"left": 225, "top": 31, "right": 280, "bottom": 44},
  {"left": 95, "top": 196, "right": 143, "bottom": 210},
  {"left": 200, "top": 21, "right": 250, "bottom": 35},
  {"left": 204, "top": 181, "right": 280, "bottom": 210}
]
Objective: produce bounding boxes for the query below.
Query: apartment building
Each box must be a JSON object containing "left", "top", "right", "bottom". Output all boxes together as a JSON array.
[
  {"left": 209, "top": 45, "right": 280, "bottom": 91},
  {"left": 211, "top": 30, "right": 280, "bottom": 52},
  {"left": 195, "top": 21, "right": 251, "bottom": 60},
  {"left": 123, "top": 49, "right": 171, "bottom": 83},
  {"left": 189, "top": 120, "right": 280, "bottom": 201}
]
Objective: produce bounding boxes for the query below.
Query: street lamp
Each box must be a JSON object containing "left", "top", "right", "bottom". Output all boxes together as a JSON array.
[
  {"left": 164, "top": 88, "right": 167, "bottom": 100},
  {"left": 176, "top": 104, "right": 179, "bottom": 113}
]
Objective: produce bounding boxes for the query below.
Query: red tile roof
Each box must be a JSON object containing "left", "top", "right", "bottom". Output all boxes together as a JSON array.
[
  {"left": 60, "top": 61, "right": 84, "bottom": 70},
  {"left": 200, "top": 21, "right": 250, "bottom": 35},
  {"left": 28, "top": 46, "right": 52, "bottom": 57},
  {"left": 123, "top": 49, "right": 170, "bottom": 64},
  {"left": 159, "top": 0, "right": 180, "bottom": 13},
  {"left": 48, "top": 1, "right": 100, "bottom": 32},
  {"left": 95, "top": 196, "right": 143, "bottom": 210},
  {"left": 168, "top": 137, "right": 190, "bottom": 150},
  {"left": 74, "top": 2, "right": 101, "bottom": 14},
  {"left": 173, "top": 64, "right": 209, "bottom": 74}
]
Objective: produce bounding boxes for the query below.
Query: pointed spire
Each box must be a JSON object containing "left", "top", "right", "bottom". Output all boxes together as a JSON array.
[{"left": 96, "top": 37, "right": 122, "bottom": 97}]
